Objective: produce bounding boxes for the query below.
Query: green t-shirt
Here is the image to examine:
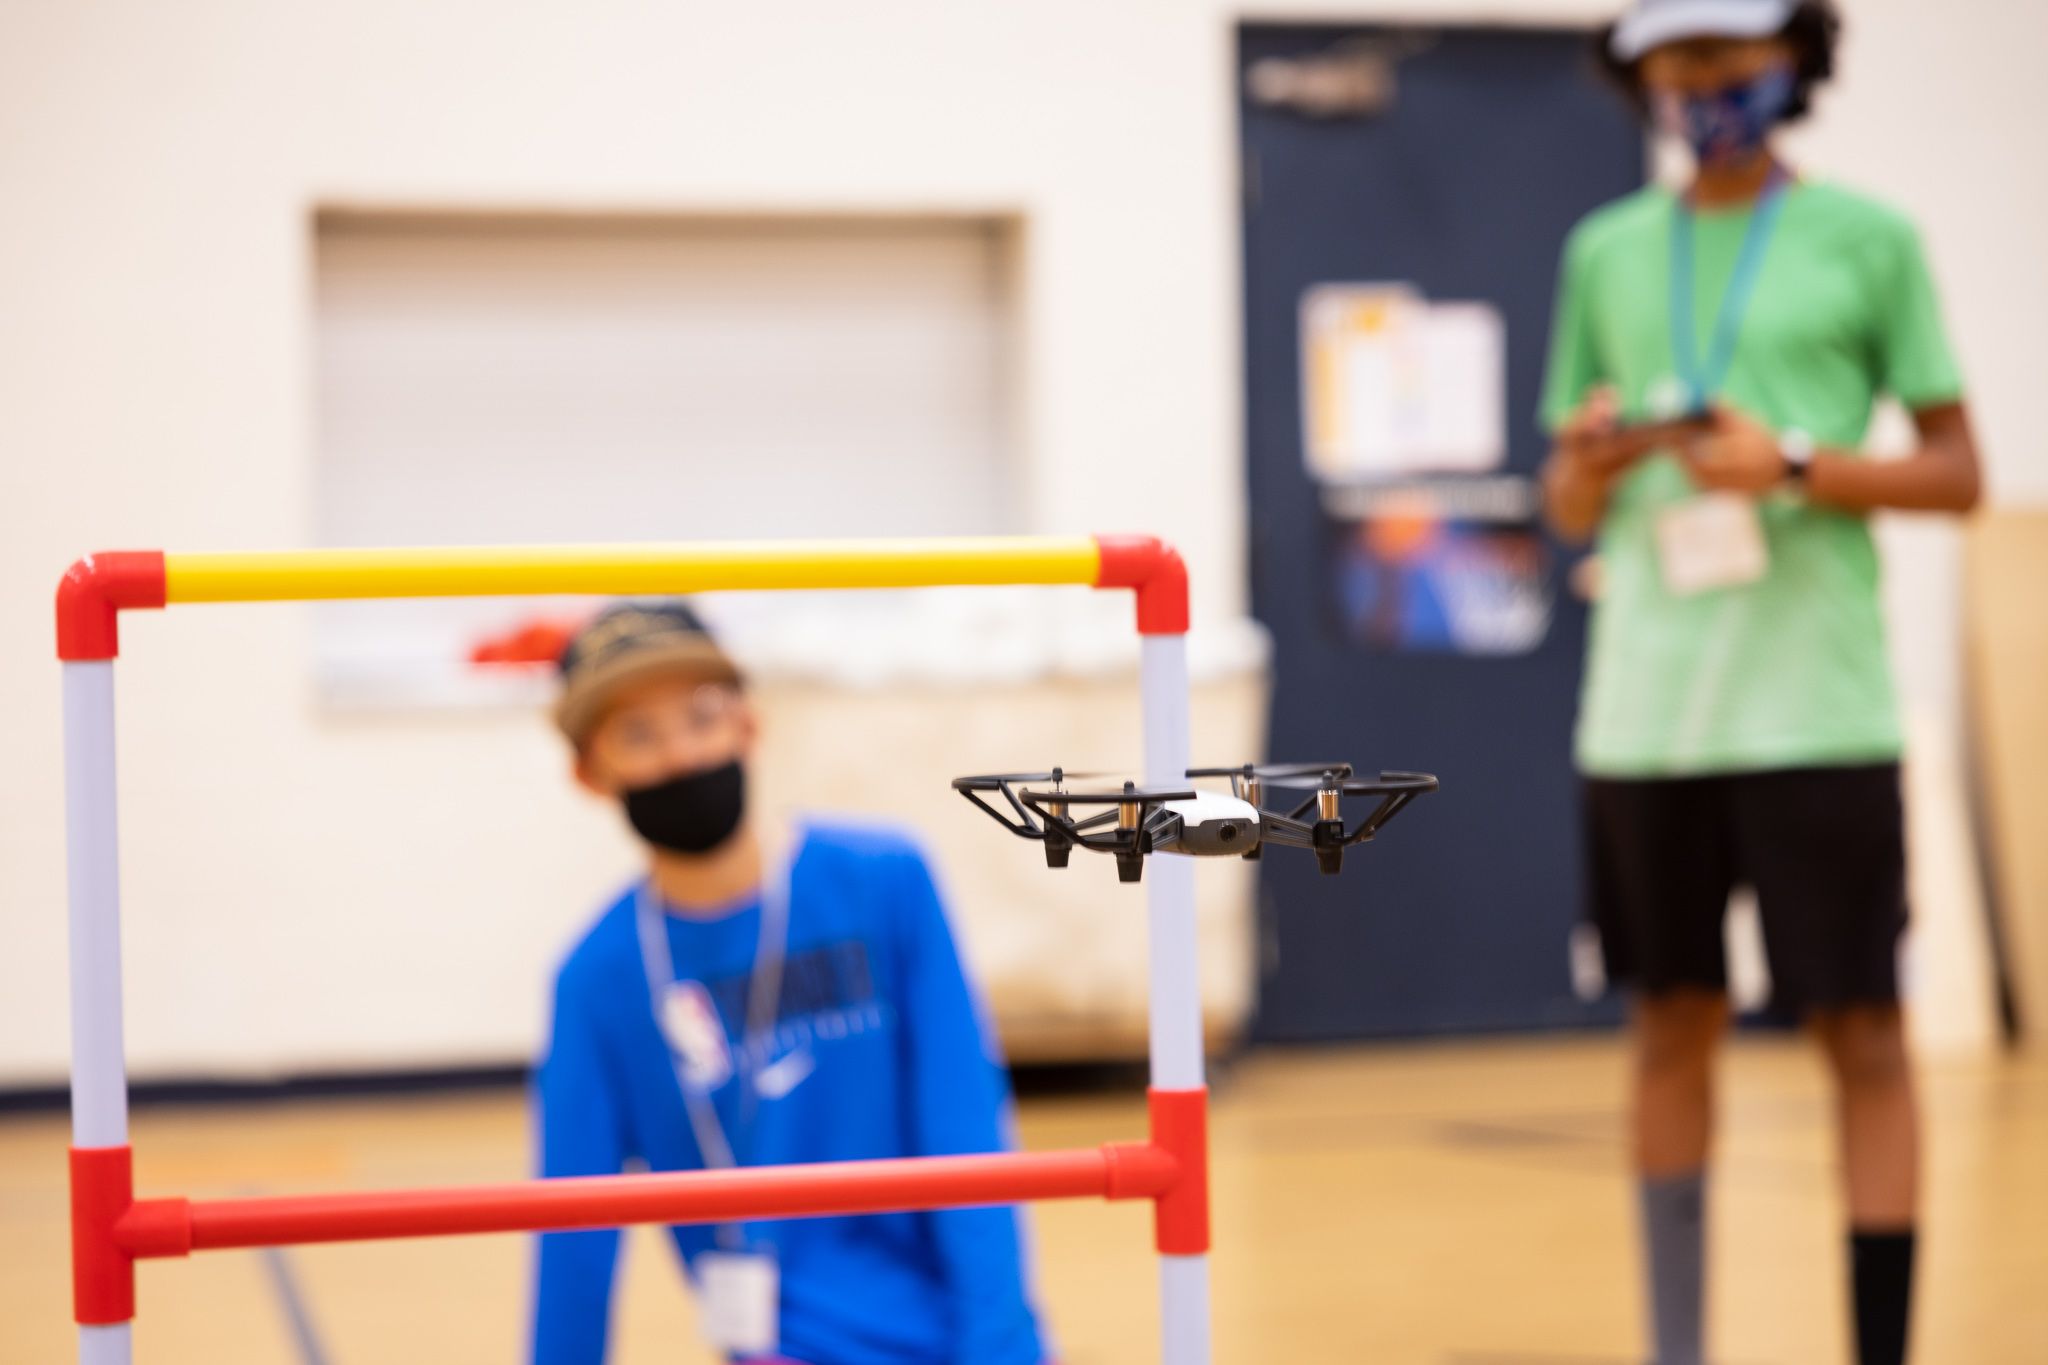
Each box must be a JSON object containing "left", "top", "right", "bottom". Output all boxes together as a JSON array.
[{"left": 1540, "top": 181, "right": 1963, "bottom": 777}]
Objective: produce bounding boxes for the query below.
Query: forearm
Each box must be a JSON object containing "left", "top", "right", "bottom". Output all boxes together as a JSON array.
[
  {"left": 1542, "top": 450, "right": 1610, "bottom": 543},
  {"left": 1807, "top": 445, "right": 1982, "bottom": 514}
]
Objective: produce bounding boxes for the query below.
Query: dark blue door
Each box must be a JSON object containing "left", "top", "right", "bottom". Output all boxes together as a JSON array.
[{"left": 1240, "top": 25, "right": 1644, "bottom": 1039}]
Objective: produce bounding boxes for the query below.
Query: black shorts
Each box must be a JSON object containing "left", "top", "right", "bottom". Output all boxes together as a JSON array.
[{"left": 1582, "top": 764, "right": 1908, "bottom": 1012}]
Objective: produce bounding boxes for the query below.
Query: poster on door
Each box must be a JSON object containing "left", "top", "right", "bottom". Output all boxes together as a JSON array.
[
  {"left": 1300, "top": 284, "right": 1506, "bottom": 481},
  {"left": 1321, "top": 483, "right": 1553, "bottom": 656},
  {"left": 1301, "top": 284, "right": 1550, "bottom": 657}
]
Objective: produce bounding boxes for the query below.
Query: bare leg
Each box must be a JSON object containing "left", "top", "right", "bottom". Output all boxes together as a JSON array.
[
  {"left": 1633, "top": 990, "right": 1731, "bottom": 1175},
  {"left": 1811, "top": 1005, "right": 1919, "bottom": 1227}
]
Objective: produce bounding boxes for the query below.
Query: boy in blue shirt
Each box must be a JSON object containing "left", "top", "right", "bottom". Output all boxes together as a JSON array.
[{"left": 531, "top": 601, "right": 1051, "bottom": 1365}]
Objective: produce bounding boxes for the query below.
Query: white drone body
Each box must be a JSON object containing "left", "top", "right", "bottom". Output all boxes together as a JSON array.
[{"left": 1160, "top": 790, "right": 1262, "bottom": 856}]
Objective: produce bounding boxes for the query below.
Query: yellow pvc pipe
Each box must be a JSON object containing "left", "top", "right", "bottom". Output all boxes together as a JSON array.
[{"left": 163, "top": 539, "right": 1103, "bottom": 604}]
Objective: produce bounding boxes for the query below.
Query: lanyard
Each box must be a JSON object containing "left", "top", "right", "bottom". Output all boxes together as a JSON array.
[
  {"left": 635, "top": 844, "right": 793, "bottom": 1241},
  {"left": 1670, "top": 169, "right": 1791, "bottom": 408}
]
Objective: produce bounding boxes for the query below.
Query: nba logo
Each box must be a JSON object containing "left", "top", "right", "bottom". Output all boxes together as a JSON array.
[{"left": 660, "top": 980, "right": 733, "bottom": 1092}]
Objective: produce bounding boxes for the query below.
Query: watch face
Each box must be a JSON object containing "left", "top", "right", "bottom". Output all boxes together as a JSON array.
[{"left": 1779, "top": 429, "right": 1815, "bottom": 484}]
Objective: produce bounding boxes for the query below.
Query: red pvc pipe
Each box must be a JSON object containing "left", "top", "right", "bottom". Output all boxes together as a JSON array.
[
  {"left": 118, "top": 1144, "right": 1177, "bottom": 1257},
  {"left": 56, "top": 552, "right": 167, "bottom": 661},
  {"left": 70, "top": 1146, "right": 135, "bottom": 1324},
  {"left": 1147, "top": 1090, "right": 1210, "bottom": 1254},
  {"left": 1092, "top": 535, "right": 1190, "bottom": 636}
]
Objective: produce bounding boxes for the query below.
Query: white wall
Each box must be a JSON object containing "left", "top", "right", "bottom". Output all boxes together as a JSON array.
[{"left": 2, "top": 0, "right": 2039, "bottom": 1084}]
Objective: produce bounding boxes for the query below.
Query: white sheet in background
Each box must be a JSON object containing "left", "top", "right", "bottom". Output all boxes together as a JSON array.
[{"left": 1301, "top": 285, "right": 1506, "bottom": 482}]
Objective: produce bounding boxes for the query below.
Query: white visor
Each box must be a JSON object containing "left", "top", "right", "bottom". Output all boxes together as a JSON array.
[{"left": 1610, "top": 0, "right": 1799, "bottom": 63}]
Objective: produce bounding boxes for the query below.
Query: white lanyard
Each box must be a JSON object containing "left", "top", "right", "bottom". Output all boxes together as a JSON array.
[{"left": 635, "top": 847, "right": 794, "bottom": 1180}]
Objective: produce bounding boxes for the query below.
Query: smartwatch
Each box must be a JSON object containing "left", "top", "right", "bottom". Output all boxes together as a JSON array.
[{"left": 1779, "top": 428, "right": 1816, "bottom": 488}]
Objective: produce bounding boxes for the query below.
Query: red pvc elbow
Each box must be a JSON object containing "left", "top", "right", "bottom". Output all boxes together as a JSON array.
[
  {"left": 1093, "top": 535, "right": 1190, "bottom": 636},
  {"left": 56, "top": 552, "right": 167, "bottom": 661}
]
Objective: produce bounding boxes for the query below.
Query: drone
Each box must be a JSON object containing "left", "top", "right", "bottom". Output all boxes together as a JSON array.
[{"left": 952, "top": 763, "right": 1438, "bottom": 883}]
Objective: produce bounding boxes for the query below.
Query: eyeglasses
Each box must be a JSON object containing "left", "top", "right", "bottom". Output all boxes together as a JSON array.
[
  {"left": 608, "top": 683, "right": 745, "bottom": 750},
  {"left": 680, "top": 683, "right": 743, "bottom": 732}
]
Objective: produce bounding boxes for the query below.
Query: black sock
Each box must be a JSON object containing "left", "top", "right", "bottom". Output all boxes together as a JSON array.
[{"left": 1851, "top": 1228, "right": 1916, "bottom": 1365}]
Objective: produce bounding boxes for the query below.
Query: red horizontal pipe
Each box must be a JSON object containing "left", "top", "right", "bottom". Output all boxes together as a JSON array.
[{"left": 120, "top": 1144, "right": 1176, "bottom": 1257}]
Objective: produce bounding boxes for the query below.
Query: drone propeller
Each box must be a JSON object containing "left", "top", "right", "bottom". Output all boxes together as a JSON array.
[
  {"left": 1250, "top": 769, "right": 1440, "bottom": 873},
  {"left": 1016, "top": 781, "right": 1199, "bottom": 809},
  {"left": 952, "top": 771, "right": 1191, "bottom": 880},
  {"left": 1181, "top": 763, "right": 1358, "bottom": 839},
  {"left": 1186, "top": 761, "right": 1355, "bottom": 783},
  {"left": 1254, "top": 769, "right": 1438, "bottom": 795},
  {"left": 1018, "top": 780, "right": 1200, "bottom": 883},
  {"left": 951, "top": 769, "right": 1112, "bottom": 830},
  {"left": 949, "top": 768, "right": 1111, "bottom": 793}
]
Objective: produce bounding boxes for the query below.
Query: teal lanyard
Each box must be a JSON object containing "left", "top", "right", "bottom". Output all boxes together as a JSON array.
[{"left": 1670, "top": 170, "right": 1791, "bottom": 408}]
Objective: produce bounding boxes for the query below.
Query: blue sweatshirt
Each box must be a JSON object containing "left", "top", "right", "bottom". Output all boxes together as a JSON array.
[{"left": 530, "top": 822, "right": 1048, "bottom": 1365}]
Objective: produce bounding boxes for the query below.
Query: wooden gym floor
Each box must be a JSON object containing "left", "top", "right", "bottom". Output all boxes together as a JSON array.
[{"left": 1, "top": 1037, "right": 2043, "bottom": 1363}]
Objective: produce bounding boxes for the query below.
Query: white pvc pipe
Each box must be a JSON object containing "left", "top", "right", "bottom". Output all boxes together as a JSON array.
[
  {"left": 65, "top": 662, "right": 129, "bottom": 1148},
  {"left": 78, "top": 1325, "right": 133, "bottom": 1365},
  {"left": 1159, "top": 1255, "right": 1213, "bottom": 1365},
  {"left": 66, "top": 663, "right": 133, "bottom": 1365},
  {"left": 1139, "top": 634, "right": 1211, "bottom": 1365},
  {"left": 1139, "top": 635, "right": 1202, "bottom": 1092}
]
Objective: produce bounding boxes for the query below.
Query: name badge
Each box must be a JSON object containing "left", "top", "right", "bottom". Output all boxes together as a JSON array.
[
  {"left": 1654, "top": 493, "right": 1768, "bottom": 596},
  {"left": 699, "top": 1250, "right": 779, "bottom": 1355}
]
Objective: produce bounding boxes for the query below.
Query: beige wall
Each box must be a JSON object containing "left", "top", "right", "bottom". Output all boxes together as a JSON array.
[{"left": 3, "top": 0, "right": 2039, "bottom": 1083}]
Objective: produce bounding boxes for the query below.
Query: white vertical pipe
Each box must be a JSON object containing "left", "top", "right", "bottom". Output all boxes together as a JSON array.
[
  {"left": 66, "top": 661, "right": 133, "bottom": 1365},
  {"left": 79, "top": 1326, "right": 134, "bottom": 1365},
  {"left": 1158, "top": 1257, "right": 1212, "bottom": 1365},
  {"left": 66, "top": 661, "right": 129, "bottom": 1147},
  {"left": 1140, "top": 635, "right": 1202, "bottom": 1093},
  {"left": 1139, "top": 633, "right": 1211, "bottom": 1365}
]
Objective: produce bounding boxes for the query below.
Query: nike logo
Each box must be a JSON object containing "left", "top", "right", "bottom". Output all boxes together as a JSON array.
[{"left": 753, "top": 1049, "right": 815, "bottom": 1100}]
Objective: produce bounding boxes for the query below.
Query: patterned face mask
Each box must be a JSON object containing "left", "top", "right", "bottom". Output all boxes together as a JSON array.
[{"left": 1654, "top": 63, "right": 1797, "bottom": 166}]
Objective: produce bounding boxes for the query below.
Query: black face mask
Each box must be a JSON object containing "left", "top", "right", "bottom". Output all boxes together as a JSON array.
[{"left": 621, "top": 760, "right": 746, "bottom": 855}]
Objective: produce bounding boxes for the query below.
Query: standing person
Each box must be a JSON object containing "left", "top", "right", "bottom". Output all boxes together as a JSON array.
[
  {"left": 1540, "top": 3, "right": 1981, "bottom": 1363},
  {"left": 531, "top": 601, "right": 1051, "bottom": 1365}
]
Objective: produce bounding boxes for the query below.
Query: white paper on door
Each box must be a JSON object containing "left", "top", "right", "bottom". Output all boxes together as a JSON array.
[{"left": 1300, "top": 284, "right": 1506, "bottom": 483}]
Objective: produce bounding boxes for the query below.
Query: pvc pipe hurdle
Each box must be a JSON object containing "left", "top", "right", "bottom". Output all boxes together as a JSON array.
[{"left": 58, "top": 535, "right": 1210, "bottom": 1365}]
